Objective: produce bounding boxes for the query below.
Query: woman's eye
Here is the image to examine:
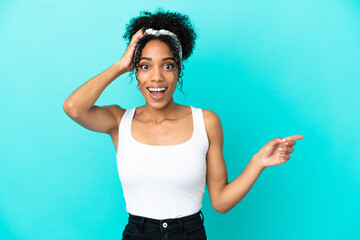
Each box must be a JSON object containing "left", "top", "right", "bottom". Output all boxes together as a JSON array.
[
  {"left": 140, "top": 64, "right": 149, "bottom": 70},
  {"left": 164, "top": 64, "right": 174, "bottom": 69}
]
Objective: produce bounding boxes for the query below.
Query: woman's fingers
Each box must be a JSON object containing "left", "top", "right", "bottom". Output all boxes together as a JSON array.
[
  {"left": 130, "top": 28, "right": 146, "bottom": 45},
  {"left": 278, "top": 147, "right": 294, "bottom": 154},
  {"left": 285, "top": 140, "right": 296, "bottom": 147},
  {"left": 282, "top": 135, "right": 304, "bottom": 143},
  {"left": 279, "top": 153, "right": 291, "bottom": 162}
]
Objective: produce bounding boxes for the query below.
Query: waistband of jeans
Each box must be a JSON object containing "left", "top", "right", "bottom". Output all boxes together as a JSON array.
[{"left": 128, "top": 210, "right": 203, "bottom": 225}]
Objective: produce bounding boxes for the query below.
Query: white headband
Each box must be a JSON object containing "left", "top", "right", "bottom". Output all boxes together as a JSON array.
[{"left": 133, "top": 28, "right": 183, "bottom": 62}]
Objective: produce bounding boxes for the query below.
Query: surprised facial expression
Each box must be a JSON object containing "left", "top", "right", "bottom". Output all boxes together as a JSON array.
[{"left": 135, "top": 40, "right": 179, "bottom": 108}]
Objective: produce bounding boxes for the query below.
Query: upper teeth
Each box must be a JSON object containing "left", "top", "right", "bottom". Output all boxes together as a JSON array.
[{"left": 148, "top": 87, "right": 167, "bottom": 91}]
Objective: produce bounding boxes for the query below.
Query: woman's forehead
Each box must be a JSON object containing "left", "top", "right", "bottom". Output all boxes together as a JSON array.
[{"left": 141, "top": 40, "right": 174, "bottom": 59}]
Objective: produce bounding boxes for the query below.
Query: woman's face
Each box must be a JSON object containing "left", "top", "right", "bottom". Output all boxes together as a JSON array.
[{"left": 135, "top": 39, "right": 179, "bottom": 109}]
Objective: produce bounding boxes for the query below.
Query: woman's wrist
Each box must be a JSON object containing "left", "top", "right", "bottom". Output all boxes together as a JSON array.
[
  {"left": 112, "top": 61, "right": 129, "bottom": 75},
  {"left": 250, "top": 154, "right": 266, "bottom": 171}
]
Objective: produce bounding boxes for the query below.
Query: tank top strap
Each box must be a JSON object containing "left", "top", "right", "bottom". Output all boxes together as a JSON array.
[
  {"left": 191, "top": 106, "right": 209, "bottom": 150},
  {"left": 118, "top": 107, "right": 136, "bottom": 141}
]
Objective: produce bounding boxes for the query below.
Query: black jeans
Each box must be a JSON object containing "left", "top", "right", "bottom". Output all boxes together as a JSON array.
[{"left": 122, "top": 210, "right": 206, "bottom": 240}]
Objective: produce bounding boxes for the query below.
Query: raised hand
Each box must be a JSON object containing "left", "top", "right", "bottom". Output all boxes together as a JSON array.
[
  {"left": 118, "top": 28, "right": 147, "bottom": 73},
  {"left": 254, "top": 135, "right": 304, "bottom": 168}
]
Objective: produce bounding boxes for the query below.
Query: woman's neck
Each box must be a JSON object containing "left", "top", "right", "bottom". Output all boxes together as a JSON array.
[{"left": 141, "top": 99, "right": 181, "bottom": 124}]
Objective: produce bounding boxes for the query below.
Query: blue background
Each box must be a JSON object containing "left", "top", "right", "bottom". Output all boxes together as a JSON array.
[{"left": 1, "top": 0, "right": 359, "bottom": 239}]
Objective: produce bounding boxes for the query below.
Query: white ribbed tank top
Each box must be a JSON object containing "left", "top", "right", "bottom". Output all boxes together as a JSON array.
[{"left": 116, "top": 106, "right": 209, "bottom": 220}]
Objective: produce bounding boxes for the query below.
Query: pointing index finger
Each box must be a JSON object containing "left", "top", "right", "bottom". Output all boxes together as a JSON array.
[{"left": 283, "top": 135, "right": 304, "bottom": 142}]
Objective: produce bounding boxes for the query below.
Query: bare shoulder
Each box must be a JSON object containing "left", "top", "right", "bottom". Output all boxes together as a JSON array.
[
  {"left": 202, "top": 109, "right": 220, "bottom": 121},
  {"left": 201, "top": 109, "right": 223, "bottom": 140}
]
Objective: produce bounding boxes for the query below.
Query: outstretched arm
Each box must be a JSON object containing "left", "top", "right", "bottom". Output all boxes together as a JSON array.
[{"left": 204, "top": 110, "right": 304, "bottom": 214}]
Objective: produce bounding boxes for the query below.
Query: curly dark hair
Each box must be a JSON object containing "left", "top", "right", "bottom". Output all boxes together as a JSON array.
[{"left": 123, "top": 8, "right": 197, "bottom": 93}]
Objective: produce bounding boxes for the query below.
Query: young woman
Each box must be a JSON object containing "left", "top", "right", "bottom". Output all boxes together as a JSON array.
[{"left": 63, "top": 9, "right": 304, "bottom": 240}]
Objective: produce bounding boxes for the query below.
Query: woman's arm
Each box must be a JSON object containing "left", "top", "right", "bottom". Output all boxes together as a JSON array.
[
  {"left": 204, "top": 110, "right": 264, "bottom": 214},
  {"left": 204, "top": 110, "right": 303, "bottom": 214},
  {"left": 63, "top": 28, "right": 146, "bottom": 134},
  {"left": 63, "top": 61, "right": 127, "bottom": 134}
]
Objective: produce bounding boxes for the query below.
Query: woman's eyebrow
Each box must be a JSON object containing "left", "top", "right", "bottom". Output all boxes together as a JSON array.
[{"left": 140, "top": 57, "right": 175, "bottom": 61}]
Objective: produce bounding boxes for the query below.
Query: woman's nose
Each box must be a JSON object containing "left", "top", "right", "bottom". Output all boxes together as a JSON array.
[{"left": 150, "top": 66, "right": 164, "bottom": 81}]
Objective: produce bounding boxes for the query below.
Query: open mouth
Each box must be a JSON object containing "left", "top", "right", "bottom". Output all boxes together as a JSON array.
[
  {"left": 147, "top": 87, "right": 168, "bottom": 100},
  {"left": 147, "top": 87, "right": 168, "bottom": 95}
]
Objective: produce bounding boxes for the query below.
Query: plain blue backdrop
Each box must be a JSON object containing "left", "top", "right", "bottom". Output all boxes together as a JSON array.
[{"left": 1, "top": 0, "right": 359, "bottom": 239}]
